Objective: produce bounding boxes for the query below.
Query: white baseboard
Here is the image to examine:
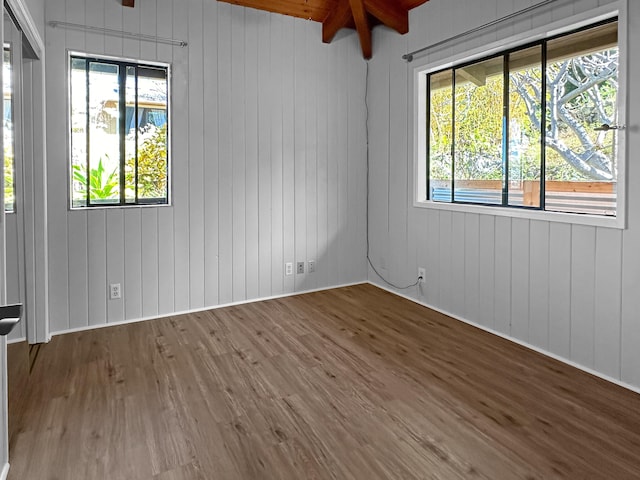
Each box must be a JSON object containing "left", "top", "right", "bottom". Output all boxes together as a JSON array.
[
  {"left": 1, "top": 463, "right": 9, "bottom": 480},
  {"left": 7, "top": 337, "right": 26, "bottom": 345},
  {"left": 369, "top": 281, "right": 640, "bottom": 397},
  {"left": 51, "top": 281, "right": 368, "bottom": 338}
]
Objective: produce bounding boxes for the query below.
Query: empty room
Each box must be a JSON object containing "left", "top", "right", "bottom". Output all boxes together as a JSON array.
[{"left": 1, "top": 0, "right": 639, "bottom": 478}]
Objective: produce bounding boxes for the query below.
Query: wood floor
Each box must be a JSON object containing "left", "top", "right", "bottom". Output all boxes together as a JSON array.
[{"left": 7, "top": 284, "right": 640, "bottom": 479}]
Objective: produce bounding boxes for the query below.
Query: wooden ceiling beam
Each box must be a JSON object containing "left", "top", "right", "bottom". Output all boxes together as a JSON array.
[
  {"left": 364, "top": 0, "right": 408, "bottom": 34},
  {"left": 348, "top": 0, "right": 372, "bottom": 59},
  {"left": 322, "top": 0, "right": 353, "bottom": 43},
  {"left": 123, "top": 0, "right": 135, "bottom": 7}
]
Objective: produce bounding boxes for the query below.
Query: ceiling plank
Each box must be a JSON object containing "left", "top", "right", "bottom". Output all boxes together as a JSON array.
[
  {"left": 322, "top": 0, "right": 353, "bottom": 43},
  {"left": 348, "top": 0, "right": 372, "bottom": 59},
  {"left": 123, "top": 0, "right": 135, "bottom": 7},
  {"left": 364, "top": 0, "right": 408, "bottom": 34}
]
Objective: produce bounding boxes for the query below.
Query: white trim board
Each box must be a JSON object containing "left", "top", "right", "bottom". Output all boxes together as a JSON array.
[
  {"left": 1, "top": 462, "right": 9, "bottom": 480},
  {"left": 369, "top": 281, "right": 640, "bottom": 397},
  {"left": 50, "top": 281, "right": 368, "bottom": 337}
]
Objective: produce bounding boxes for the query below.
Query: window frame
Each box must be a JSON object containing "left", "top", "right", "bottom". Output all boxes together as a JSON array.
[
  {"left": 412, "top": 4, "right": 627, "bottom": 229},
  {"left": 67, "top": 51, "right": 172, "bottom": 210}
]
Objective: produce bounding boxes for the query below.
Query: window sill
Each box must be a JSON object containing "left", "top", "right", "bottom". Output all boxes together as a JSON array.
[
  {"left": 413, "top": 200, "right": 624, "bottom": 230},
  {"left": 69, "top": 203, "right": 172, "bottom": 212}
]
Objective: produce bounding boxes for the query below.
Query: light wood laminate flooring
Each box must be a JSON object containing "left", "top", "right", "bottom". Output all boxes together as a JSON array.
[{"left": 7, "top": 284, "right": 640, "bottom": 479}]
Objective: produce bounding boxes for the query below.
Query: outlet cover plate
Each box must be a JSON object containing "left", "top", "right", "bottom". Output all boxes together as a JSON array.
[{"left": 297, "top": 262, "right": 305, "bottom": 274}]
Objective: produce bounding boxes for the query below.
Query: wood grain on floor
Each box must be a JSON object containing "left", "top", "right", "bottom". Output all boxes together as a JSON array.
[{"left": 7, "top": 284, "right": 640, "bottom": 479}]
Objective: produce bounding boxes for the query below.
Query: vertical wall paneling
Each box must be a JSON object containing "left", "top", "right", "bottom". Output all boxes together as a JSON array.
[
  {"left": 477, "top": 215, "right": 495, "bottom": 329},
  {"left": 463, "top": 213, "right": 480, "bottom": 322},
  {"left": 46, "top": 0, "right": 70, "bottom": 333},
  {"left": 315, "top": 39, "right": 329, "bottom": 289},
  {"left": 124, "top": 210, "right": 142, "bottom": 320},
  {"left": 244, "top": 8, "right": 259, "bottom": 300},
  {"left": 305, "top": 25, "right": 319, "bottom": 291},
  {"left": 67, "top": 213, "right": 88, "bottom": 329},
  {"left": 493, "top": 217, "right": 512, "bottom": 335},
  {"left": 548, "top": 222, "right": 572, "bottom": 358},
  {"left": 293, "top": 20, "right": 306, "bottom": 292},
  {"left": 105, "top": 210, "right": 124, "bottom": 323},
  {"left": 230, "top": 6, "right": 247, "bottom": 301},
  {"left": 171, "top": 0, "right": 190, "bottom": 312},
  {"left": 424, "top": 209, "right": 440, "bottom": 307},
  {"left": 510, "top": 218, "right": 530, "bottom": 341},
  {"left": 203, "top": 0, "right": 220, "bottom": 306},
  {"left": 256, "top": 12, "right": 271, "bottom": 298},
  {"left": 437, "top": 211, "right": 452, "bottom": 311},
  {"left": 450, "top": 212, "right": 465, "bottom": 318},
  {"left": 269, "top": 14, "right": 284, "bottom": 296},
  {"left": 528, "top": 220, "right": 550, "bottom": 350},
  {"left": 594, "top": 227, "right": 622, "bottom": 378},
  {"left": 281, "top": 17, "right": 295, "bottom": 293},
  {"left": 87, "top": 210, "right": 108, "bottom": 325},
  {"left": 570, "top": 225, "right": 596, "bottom": 368},
  {"left": 216, "top": 2, "right": 233, "bottom": 305},
  {"left": 155, "top": 0, "right": 175, "bottom": 316},
  {"left": 188, "top": 0, "right": 205, "bottom": 309}
]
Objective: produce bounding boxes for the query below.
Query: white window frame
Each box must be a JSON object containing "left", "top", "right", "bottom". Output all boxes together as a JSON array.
[
  {"left": 67, "top": 50, "right": 172, "bottom": 210},
  {"left": 412, "top": 2, "right": 627, "bottom": 229}
]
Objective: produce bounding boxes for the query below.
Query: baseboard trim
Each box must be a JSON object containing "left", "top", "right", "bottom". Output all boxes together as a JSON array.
[
  {"left": 369, "top": 281, "right": 640, "bottom": 397},
  {"left": 7, "top": 337, "right": 26, "bottom": 345},
  {"left": 51, "top": 281, "right": 368, "bottom": 338},
  {"left": 1, "top": 462, "right": 9, "bottom": 480}
]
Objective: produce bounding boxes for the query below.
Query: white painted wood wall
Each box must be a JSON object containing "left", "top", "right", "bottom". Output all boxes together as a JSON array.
[
  {"left": 368, "top": 0, "right": 640, "bottom": 389},
  {"left": 44, "top": 0, "right": 367, "bottom": 334}
]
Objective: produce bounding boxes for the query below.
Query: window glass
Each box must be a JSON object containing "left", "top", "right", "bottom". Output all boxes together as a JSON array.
[
  {"left": 70, "top": 55, "right": 169, "bottom": 208},
  {"left": 453, "top": 56, "right": 503, "bottom": 205},
  {"left": 425, "top": 19, "right": 618, "bottom": 217},
  {"left": 4, "top": 46, "right": 14, "bottom": 212}
]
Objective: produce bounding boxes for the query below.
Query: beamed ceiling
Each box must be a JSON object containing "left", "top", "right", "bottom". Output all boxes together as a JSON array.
[{"left": 122, "top": 0, "right": 429, "bottom": 59}]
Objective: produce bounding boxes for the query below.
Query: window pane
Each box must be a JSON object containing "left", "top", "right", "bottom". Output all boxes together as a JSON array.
[
  {"left": 3, "top": 47, "right": 14, "bottom": 212},
  {"left": 125, "top": 66, "right": 136, "bottom": 203},
  {"left": 454, "top": 56, "right": 504, "bottom": 204},
  {"left": 70, "top": 58, "right": 88, "bottom": 207},
  {"left": 429, "top": 69, "right": 453, "bottom": 202},
  {"left": 508, "top": 45, "right": 542, "bottom": 207},
  {"left": 136, "top": 66, "right": 168, "bottom": 203},
  {"left": 545, "top": 21, "right": 618, "bottom": 216}
]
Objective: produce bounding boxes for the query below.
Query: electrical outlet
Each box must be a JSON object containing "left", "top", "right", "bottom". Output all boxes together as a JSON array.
[
  {"left": 297, "top": 262, "right": 305, "bottom": 274},
  {"left": 285, "top": 262, "right": 293, "bottom": 276},
  {"left": 308, "top": 260, "right": 316, "bottom": 273},
  {"left": 109, "top": 283, "right": 121, "bottom": 300},
  {"left": 418, "top": 268, "right": 426, "bottom": 284}
]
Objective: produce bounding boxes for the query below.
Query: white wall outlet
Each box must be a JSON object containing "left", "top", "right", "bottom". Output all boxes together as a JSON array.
[
  {"left": 109, "top": 283, "right": 121, "bottom": 300},
  {"left": 308, "top": 260, "right": 316, "bottom": 273},
  {"left": 418, "top": 268, "right": 426, "bottom": 284},
  {"left": 285, "top": 262, "right": 293, "bottom": 276},
  {"left": 297, "top": 262, "right": 305, "bottom": 274}
]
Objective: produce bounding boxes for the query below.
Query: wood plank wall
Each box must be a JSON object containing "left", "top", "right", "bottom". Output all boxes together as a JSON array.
[
  {"left": 44, "top": 0, "right": 367, "bottom": 334},
  {"left": 367, "top": 0, "right": 640, "bottom": 389}
]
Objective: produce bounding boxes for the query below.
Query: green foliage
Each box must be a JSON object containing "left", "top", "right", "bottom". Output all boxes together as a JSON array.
[
  {"left": 125, "top": 124, "right": 167, "bottom": 199},
  {"left": 4, "top": 148, "right": 14, "bottom": 211},
  {"left": 72, "top": 157, "right": 119, "bottom": 201}
]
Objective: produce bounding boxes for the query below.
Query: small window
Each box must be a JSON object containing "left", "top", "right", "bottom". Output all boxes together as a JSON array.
[
  {"left": 4, "top": 46, "right": 15, "bottom": 212},
  {"left": 423, "top": 19, "right": 619, "bottom": 217},
  {"left": 69, "top": 54, "right": 170, "bottom": 208}
]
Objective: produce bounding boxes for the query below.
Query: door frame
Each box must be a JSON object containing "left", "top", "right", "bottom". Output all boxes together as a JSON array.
[{"left": 5, "top": 0, "right": 48, "bottom": 344}]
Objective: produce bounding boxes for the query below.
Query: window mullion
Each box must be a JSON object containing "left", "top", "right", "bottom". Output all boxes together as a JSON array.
[{"left": 135, "top": 66, "right": 139, "bottom": 204}]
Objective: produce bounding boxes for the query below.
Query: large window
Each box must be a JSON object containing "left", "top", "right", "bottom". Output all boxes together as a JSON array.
[
  {"left": 69, "top": 54, "right": 170, "bottom": 208},
  {"left": 424, "top": 19, "right": 619, "bottom": 217}
]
